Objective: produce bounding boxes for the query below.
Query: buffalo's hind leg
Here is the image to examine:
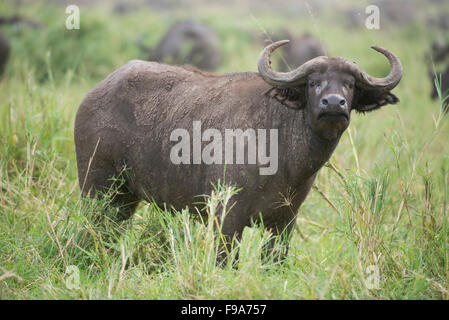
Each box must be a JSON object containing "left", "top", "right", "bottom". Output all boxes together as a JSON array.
[
  {"left": 107, "top": 180, "right": 140, "bottom": 221},
  {"left": 77, "top": 153, "right": 140, "bottom": 221}
]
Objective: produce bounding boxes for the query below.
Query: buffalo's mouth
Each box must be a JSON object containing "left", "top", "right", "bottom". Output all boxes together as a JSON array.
[{"left": 317, "top": 111, "right": 349, "bottom": 122}]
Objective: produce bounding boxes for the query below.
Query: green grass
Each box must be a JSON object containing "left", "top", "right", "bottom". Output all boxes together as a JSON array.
[{"left": 0, "top": 0, "right": 448, "bottom": 299}]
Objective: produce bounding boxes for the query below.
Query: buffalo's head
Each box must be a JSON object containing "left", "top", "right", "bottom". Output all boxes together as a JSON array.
[{"left": 258, "top": 40, "right": 403, "bottom": 140}]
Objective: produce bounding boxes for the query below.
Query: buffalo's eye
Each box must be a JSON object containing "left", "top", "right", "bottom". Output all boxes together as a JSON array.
[
  {"left": 345, "top": 82, "right": 354, "bottom": 89},
  {"left": 309, "top": 80, "right": 317, "bottom": 87}
]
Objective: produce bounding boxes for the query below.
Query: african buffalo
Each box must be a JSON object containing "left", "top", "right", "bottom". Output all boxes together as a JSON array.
[
  {"left": 429, "top": 39, "right": 449, "bottom": 111},
  {"left": 427, "top": 13, "right": 449, "bottom": 31},
  {"left": 431, "top": 38, "right": 449, "bottom": 63},
  {"left": 0, "top": 31, "right": 10, "bottom": 77},
  {"left": 430, "top": 66, "right": 449, "bottom": 111},
  {"left": 75, "top": 41, "right": 402, "bottom": 259},
  {"left": 259, "top": 31, "right": 326, "bottom": 72},
  {"left": 112, "top": 0, "right": 139, "bottom": 15},
  {"left": 376, "top": 0, "right": 418, "bottom": 26},
  {"left": 0, "top": 15, "right": 43, "bottom": 77},
  {"left": 344, "top": 8, "right": 365, "bottom": 29},
  {"left": 138, "top": 21, "right": 220, "bottom": 71},
  {"left": 0, "top": 15, "right": 43, "bottom": 29},
  {"left": 277, "top": 33, "right": 326, "bottom": 72}
]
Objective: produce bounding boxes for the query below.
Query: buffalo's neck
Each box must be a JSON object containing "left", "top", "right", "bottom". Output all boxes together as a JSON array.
[
  {"left": 268, "top": 99, "right": 341, "bottom": 185},
  {"left": 302, "top": 128, "right": 341, "bottom": 177}
]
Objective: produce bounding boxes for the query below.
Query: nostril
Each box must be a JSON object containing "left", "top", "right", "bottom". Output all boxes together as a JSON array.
[
  {"left": 339, "top": 99, "right": 346, "bottom": 106},
  {"left": 321, "top": 99, "right": 328, "bottom": 106}
]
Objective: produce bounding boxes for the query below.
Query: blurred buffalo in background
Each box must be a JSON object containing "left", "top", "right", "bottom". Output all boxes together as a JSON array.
[
  {"left": 260, "top": 30, "right": 326, "bottom": 72},
  {"left": 0, "top": 15, "right": 42, "bottom": 77},
  {"left": 0, "top": 30, "right": 9, "bottom": 77},
  {"left": 429, "top": 38, "right": 449, "bottom": 111},
  {"left": 375, "top": 0, "right": 418, "bottom": 27},
  {"left": 431, "top": 38, "right": 449, "bottom": 63},
  {"left": 339, "top": 0, "right": 420, "bottom": 29},
  {"left": 343, "top": 7, "right": 365, "bottom": 29},
  {"left": 430, "top": 66, "right": 449, "bottom": 111},
  {"left": 427, "top": 13, "right": 449, "bottom": 30},
  {"left": 0, "top": 15, "right": 43, "bottom": 29},
  {"left": 113, "top": 0, "right": 139, "bottom": 15},
  {"left": 138, "top": 21, "right": 221, "bottom": 71}
]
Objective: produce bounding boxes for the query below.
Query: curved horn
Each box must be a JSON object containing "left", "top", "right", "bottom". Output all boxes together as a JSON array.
[
  {"left": 258, "top": 42, "right": 402, "bottom": 91},
  {"left": 339, "top": 46, "right": 403, "bottom": 90},
  {"left": 257, "top": 40, "right": 329, "bottom": 87}
]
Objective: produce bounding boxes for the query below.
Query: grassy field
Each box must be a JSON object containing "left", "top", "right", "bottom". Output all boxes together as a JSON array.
[{"left": 0, "top": 0, "right": 448, "bottom": 299}]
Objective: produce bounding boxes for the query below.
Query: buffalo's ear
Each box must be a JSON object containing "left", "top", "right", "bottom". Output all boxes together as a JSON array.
[
  {"left": 353, "top": 88, "right": 400, "bottom": 114},
  {"left": 267, "top": 86, "right": 306, "bottom": 109}
]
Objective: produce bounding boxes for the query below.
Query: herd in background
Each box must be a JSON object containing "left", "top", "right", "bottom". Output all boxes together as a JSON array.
[{"left": 0, "top": 0, "right": 449, "bottom": 110}]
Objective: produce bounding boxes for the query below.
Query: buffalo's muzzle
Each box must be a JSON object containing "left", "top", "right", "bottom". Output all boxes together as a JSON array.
[
  {"left": 319, "top": 94, "right": 347, "bottom": 110},
  {"left": 318, "top": 94, "right": 349, "bottom": 121}
]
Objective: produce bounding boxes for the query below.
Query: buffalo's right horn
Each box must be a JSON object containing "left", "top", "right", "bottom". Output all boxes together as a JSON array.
[
  {"left": 340, "top": 46, "right": 403, "bottom": 90},
  {"left": 257, "top": 40, "right": 329, "bottom": 87}
]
